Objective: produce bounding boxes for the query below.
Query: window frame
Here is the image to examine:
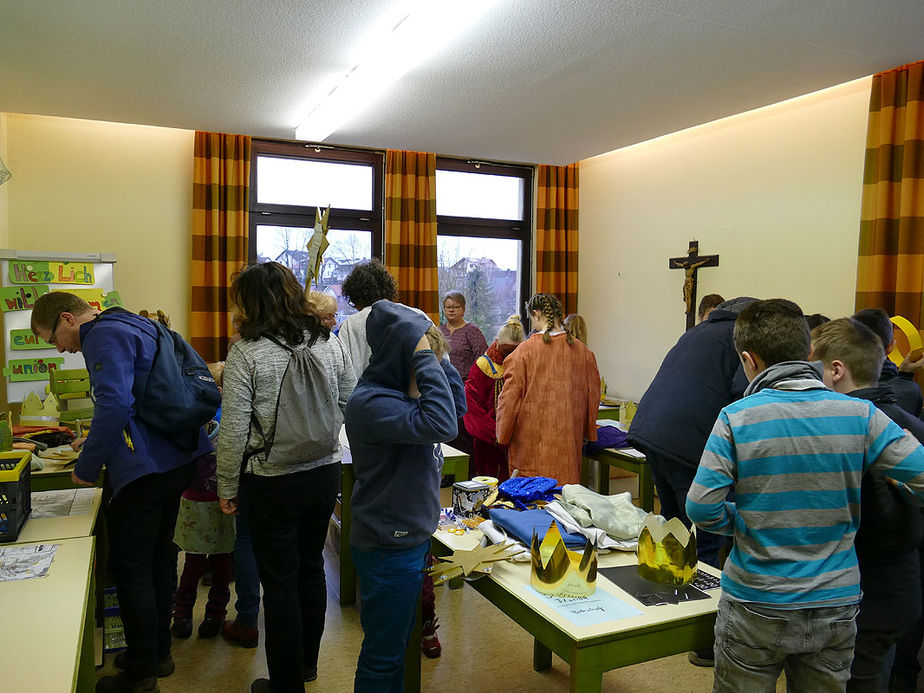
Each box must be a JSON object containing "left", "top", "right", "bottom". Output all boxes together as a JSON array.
[
  {"left": 248, "top": 140, "right": 384, "bottom": 262},
  {"left": 435, "top": 157, "right": 533, "bottom": 322}
]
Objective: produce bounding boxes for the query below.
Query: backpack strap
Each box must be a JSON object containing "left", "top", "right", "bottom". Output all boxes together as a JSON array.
[{"left": 240, "top": 334, "right": 293, "bottom": 474}]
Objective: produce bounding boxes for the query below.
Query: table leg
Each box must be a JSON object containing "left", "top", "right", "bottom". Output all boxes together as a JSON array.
[
  {"left": 533, "top": 638, "right": 552, "bottom": 671},
  {"left": 569, "top": 647, "right": 603, "bottom": 693},
  {"left": 340, "top": 464, "right": 357, "bottom": 607},
  {"left": 638, "top": 462, "right": 654, "bottom": 512},
  {"left": 77, "top": 540, "right": 97, "bottom": 692}
]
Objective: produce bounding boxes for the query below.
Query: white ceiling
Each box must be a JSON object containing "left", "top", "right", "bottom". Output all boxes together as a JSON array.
[{"left": 1, "top": 0, "right": 922, "bottom": 165}]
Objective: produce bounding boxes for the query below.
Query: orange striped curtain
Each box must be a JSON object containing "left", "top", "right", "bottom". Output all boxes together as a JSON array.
[
  {"left": 855, "top": 60, "right": 924, "bottom": 323},
  {"left": 536, "top": 163, "right": 579, "bottom": 315},
  {"left": 190, "top": 131, "right": 251, "bottom": 361},
  {"left": 384, "top": 150, "right": 439, "bottom": 322}
]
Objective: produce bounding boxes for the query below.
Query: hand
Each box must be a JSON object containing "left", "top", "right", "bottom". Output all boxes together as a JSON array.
[
  {"left": 70, "top": 436, "right": 87, "bottom": 452},
  {"left": 413, "top": 334, "right": 430, "bottom": 353},
  {"left": 219, "top": 497, "right": 238, "bottom": 515},
  {"left": 899, "top": 352, "right": 924, "bottom": 373},
  {"left": 71, "top": 469, "right": 94, "bottom": 487}
]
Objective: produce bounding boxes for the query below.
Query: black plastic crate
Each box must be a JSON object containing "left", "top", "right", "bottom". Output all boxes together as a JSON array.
[{"left": 0, "top": 451, "right": 32, "bottom": 543}]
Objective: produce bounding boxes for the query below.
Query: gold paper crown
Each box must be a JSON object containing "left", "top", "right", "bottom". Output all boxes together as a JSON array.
[
  {"left": 19, "top": 391, "right": 59, "bottom": 426},
  {"left": 530, "top": 522, "right": 597, "bottom": 597},
  {"left": 637, "top": 514, "right": 697, "bottom": 585}
]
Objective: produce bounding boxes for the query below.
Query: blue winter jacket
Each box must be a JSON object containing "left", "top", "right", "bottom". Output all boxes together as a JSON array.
[
  {"left": 345, "top": 300, "right": 466, "bottom": 552},
  {"left": 75, "top": 309, "right": 211, "bottom": 496},
  {"left": 628, "top": 298, "right": 754, "bottom": 475}
]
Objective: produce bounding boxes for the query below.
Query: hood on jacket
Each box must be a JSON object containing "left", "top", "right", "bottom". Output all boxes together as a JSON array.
[
  {"left": 362, "top": 300, "right": 433, "bottom": 391},
  {"left": 709, "top": 296, "right": 758, "bottom": 321},
  {"left": 743, "top": 360, "right": 825, "bottom": 397}
]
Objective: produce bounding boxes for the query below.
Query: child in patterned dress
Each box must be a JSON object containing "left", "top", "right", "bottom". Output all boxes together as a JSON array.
[{"left": 171, "top": 362, "right": 235, "bottom": 639}]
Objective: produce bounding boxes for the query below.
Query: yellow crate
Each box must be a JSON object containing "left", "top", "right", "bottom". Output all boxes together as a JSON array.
[{"left": 0, "top": 449, "right": 31, "bottom": 482}]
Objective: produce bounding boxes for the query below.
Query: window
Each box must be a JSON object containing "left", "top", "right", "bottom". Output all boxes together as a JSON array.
[
  {"left": 436, "top": 159, "right": 532, "bottom": 339},
  {"left": 249, "top": 141, "right": 383, "bottom": 324}
]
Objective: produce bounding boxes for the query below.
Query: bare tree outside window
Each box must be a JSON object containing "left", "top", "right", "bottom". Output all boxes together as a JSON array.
[{"left": 437, "top": 237, "right": 519, "bottom": 337}]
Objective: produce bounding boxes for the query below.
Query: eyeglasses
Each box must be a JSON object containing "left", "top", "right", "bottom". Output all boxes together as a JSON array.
[{"left": 47, "top": 314, "right": 62, "bottom": 345}]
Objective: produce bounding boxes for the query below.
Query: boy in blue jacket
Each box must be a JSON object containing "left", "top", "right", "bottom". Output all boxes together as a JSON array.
[
  {"left": 687, "top": 299, "right": 924, "bottom": 693},
  {"left": 345, "top": 300, "right": 465, "bottom": 693},
  {"left": 32, "top": 292, "right": 211, "bottom": 693}
]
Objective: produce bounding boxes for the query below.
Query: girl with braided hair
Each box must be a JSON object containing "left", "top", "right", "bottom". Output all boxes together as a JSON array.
[
  {"left": 496, "top": 293, "right": 600, "bottom": 484},
  {"left": 463, "top": 315, "right": 526, "bottom": 481}
]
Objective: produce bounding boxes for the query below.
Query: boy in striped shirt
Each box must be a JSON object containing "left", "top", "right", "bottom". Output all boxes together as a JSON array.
[{"left": 687, "top": 299, "right": 924, "bottom": 693}]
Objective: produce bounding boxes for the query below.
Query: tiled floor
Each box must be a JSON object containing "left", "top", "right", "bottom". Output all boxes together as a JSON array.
[{"left": 95, "top": 483, "right": 784, "bottom": 692}]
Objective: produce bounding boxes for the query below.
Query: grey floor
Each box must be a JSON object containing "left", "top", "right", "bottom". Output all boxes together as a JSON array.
[{"left": 94, "top": 482, "right": 791, "bottom": 692}]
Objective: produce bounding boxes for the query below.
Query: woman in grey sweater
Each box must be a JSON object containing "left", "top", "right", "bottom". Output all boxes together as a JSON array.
[{"left": 217, "top": 262, "right": 355, "bottom": 693}]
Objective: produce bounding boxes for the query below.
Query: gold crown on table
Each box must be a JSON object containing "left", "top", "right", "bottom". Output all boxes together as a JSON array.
[
  {"left": 637, "top": 514, "right": 698, "bottom": 586},
  {"left": 530, "top": 522, "right": 597, "bottom": 597},
  {"left": 19, "top": 391, "right": 59, "bottom": 426}
]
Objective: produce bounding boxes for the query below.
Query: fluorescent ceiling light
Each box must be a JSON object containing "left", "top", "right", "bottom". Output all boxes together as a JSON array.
[{"left": 295, "top": 0, "right": 501, "bottom": 142}]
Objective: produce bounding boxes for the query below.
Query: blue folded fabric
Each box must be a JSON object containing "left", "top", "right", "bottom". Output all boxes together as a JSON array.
[
  {"left": 489, "top": 508, "right": 588, "bottom": 549},
  {"left": 583, "top": 425, "right": 629, "bottom": 454}
]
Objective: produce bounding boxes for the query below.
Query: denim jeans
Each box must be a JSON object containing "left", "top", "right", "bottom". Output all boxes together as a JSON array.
[
  {"left": 714, "top": 597, "right": 859, "bottom": 693},
  {"left": 105, "top": 462, "right": 193, "bottom": 681},
  {"left": 232, "top": 499, "right": 261, "bottom": 628},
  {"left": 352, "top": 539, "right": 430, "bottom": 693},
  {"left": 241, "top": 463, "right": 340, "bottom": 693}
]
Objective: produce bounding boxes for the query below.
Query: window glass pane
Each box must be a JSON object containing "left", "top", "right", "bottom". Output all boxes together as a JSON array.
[
  {"left": 256, "top": 156, "right": 373, "bottom": 210},
  {"left": 255, "top": 225, "right": 372, "bottom": 325},
  {"left": 436, "top": 170, "right": 524, "bottom": 220},
  {"left": 437, "top": 236, "right": 521, "bottom": 338}
]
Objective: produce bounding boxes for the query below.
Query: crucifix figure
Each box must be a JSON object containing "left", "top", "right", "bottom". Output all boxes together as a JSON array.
[{"left": 669, "top": 241, "right": 719, "bottom": 330}]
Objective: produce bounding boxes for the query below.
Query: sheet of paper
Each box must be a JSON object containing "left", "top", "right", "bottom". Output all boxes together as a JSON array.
[
  {"left": 0, "top": 543, "right": 59, "bottom": 581},
  {"left": 608, "top": 446, "right": 645, "bottom": 458},
  {"left": 30, "top": 488, "right": 96, "bottom": 519},
  {"left": 529, "top": 586, "right": 641, "bottom": 626}
]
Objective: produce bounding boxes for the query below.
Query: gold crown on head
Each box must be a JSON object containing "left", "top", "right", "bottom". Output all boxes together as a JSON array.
[
  {"left": 530, "top": 522, "right": 597, "bottom": 597},
  {"left": 637, "top": 514, "right": 698, "bottom": 585}
]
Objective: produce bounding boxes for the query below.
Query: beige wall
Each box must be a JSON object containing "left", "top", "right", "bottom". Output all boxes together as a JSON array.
[
  {"left": 579, "top": 77, "right": 873, "bottom": 402},
  {"left": 3, "top": 114, "right": 195, "bottom": 335}
]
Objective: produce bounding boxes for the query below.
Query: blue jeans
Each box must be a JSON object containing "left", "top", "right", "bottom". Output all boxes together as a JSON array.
[
  {"left": 714, "top": 597, "right": 859, "bottom": 693},
  {"left": 232, "top": 499, "right": 261, "bottom": 628},
  {"left": 352, "top": 540, "right": 430, "bottom": 693}
]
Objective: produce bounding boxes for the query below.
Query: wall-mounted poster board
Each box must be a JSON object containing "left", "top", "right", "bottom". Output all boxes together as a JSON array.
[{"left": 0, "top": 250, "right": 118, "bottom": 408}]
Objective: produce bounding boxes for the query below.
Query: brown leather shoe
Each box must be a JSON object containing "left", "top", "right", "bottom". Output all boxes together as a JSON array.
[{"left": 222, "top": 620, "right": 259, "bottom": 648}]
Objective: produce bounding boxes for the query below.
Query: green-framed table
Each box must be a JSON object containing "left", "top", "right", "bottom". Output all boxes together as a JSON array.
[
  {"left": 1, "top": 536, "right": 97, "bottom": 692},
  {"left": 582, "top": 446, "right": 654, "bottom": 512},
  {"left": 428, "top": 530, "right": 718, "bottom": 693},
  {"left": 336, "top": 429, "right": 469, "bottom": 607}
]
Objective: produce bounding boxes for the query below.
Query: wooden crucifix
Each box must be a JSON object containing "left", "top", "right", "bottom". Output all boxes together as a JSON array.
[{"left": 669, "top": 241, "right": 719, "bottom": 331}]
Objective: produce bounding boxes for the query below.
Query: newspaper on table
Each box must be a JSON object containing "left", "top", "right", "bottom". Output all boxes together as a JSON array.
[
  {"left": 0, "top": 543, "right": 59, "bottom": 582},
  {"left": 29, "top": 488, "right": 96, "bottom": 520}
]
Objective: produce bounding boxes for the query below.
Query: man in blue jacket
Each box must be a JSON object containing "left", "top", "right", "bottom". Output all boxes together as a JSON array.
[
  {"left": 629, "top": 296, "right": 755, "bottom": 571},
  {"left": 345, "top": 300, "right": 465, "bottom": 692},
  {"left": 32, "top": 291, "right": 211, "bottom": 693}
]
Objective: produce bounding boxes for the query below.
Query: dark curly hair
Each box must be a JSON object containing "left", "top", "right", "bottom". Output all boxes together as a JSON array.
[
  {"left": 341, "top": 258, "right": 398, "bottom": 310},
  {"left": 230, "top": 262, "right": 327, "bottom": 345}
]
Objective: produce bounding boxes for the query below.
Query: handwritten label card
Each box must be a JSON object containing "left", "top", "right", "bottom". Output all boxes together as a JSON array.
[{"left": 529, "top": 587, "right": 641, "bottom": 626}]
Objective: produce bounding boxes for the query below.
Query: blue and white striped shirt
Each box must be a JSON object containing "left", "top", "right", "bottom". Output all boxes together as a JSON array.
[{"left": 687, "top": 364, "right": 924, "bottom": 609}]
